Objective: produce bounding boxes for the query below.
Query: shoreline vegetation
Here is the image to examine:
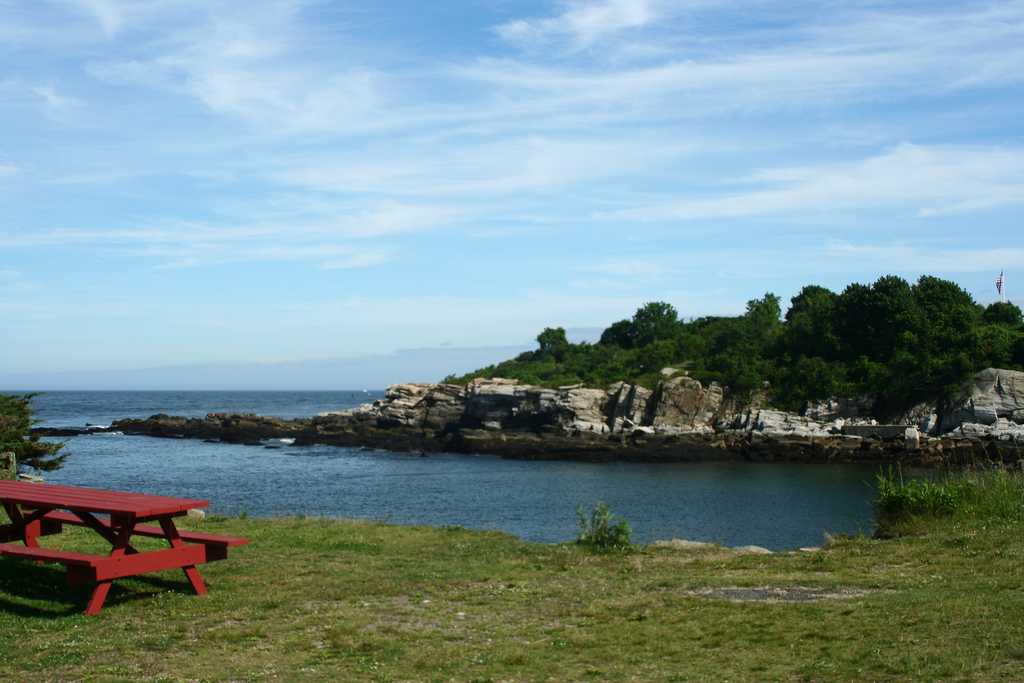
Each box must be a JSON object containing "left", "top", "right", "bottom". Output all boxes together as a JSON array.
[{"left": 2, "top": 468, "right": 1024, "bottom": 680}]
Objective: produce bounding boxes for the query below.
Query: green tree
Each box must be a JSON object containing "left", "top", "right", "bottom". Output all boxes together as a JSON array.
[
  {"left": 835, "top": 275, "right": 918, "bottom": 364},
  {"left": 0, "top": 394, "right": 67, "bottom": 472},
  {"left": 983, "top": 301, "right": 1024, "bottom": 327},
  {"left": 630, "top": 301, "right": 679, "bottom": 347},
  {"left": 783, "top": 285, "right": 839, "bottom": 359},
  {"left": 536, "top": 327, "right": 571, "bottom": 361},
  {"left": 598, "top": 319, "right": 634, "bottom": 348}
]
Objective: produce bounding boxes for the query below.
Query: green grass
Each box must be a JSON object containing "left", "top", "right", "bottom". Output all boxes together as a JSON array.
[{"left": 2, "top": 478, "right": 1024, "bottom": 681}]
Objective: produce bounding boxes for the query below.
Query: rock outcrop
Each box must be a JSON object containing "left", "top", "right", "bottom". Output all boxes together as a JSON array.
[
  {"left": 940, "top": 368, "right": 1024, "bottom": 431},
  {"left": 648, "top": 375, "right": 723, "bottom": 433},
  {"left": 38, "top": 367, "right": 1024, "bottom": 468},
  {"left": 606, "top": 382, "right": 652, "bottom": 433}
]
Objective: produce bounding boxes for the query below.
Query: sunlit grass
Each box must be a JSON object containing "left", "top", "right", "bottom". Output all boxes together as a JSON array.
[{"left": 1, "top": 478, "right": 1024, "bottom": 680}]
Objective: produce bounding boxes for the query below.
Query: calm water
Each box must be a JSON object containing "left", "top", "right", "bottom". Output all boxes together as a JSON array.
[{"left": 25, "top": 391, "right": 879, "bottom": 550}]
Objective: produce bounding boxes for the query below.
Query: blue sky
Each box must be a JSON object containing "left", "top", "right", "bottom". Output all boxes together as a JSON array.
[{"left": 1, "top": 0, "right": 1022, "bottom": 375}]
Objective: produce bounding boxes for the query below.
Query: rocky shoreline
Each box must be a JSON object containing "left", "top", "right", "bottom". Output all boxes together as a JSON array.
[{"left": 34, "top": 368, "right": 1024, "bottom": 467}]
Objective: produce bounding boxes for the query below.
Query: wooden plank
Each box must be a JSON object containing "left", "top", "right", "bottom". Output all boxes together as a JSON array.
[
  {"left": 0, "top": 542, "right": 100, "bottom": 568},
  {"left": 0, "top": 481, "right": 207, "bottom": 517},
  {"left": 44, "top": 511, "right": 249, "bottom": 548},
  {"left": 92, "top": 544, "right": 208, "bottom": 581}
]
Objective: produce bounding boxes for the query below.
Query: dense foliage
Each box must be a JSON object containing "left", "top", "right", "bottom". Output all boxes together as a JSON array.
[
  {"left": 447, "top": 275, "right": 1024, "bottom": 417},
  {"left": 0, "top": 394, "right": 66, "bottom": 472}
]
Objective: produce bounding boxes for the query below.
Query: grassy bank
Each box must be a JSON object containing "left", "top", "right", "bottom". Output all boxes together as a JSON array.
[{"left": 3, "top": 476, "right": 1024, "bottom": 681}]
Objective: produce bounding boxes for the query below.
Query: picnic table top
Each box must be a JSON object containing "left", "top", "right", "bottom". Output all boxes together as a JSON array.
[{"left": 0, "top": 480, "right": 207, "bottom": 518}]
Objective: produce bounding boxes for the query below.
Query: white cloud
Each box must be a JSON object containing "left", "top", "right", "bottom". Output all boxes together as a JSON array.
[
  {"left": 0, "top": 163, "right": 19, "bottom": 177},
  {"left": 822, "top": 242, "right": 1024, "bottom": 275},
  {"left": 496, "top": 0, "right": 664, "bottom": 51},
  {"left": 276, "top": 134, "right": 697, "bottom": 200},
  {"left": 150, "top": 243, "right": 393, "bottom": 270},
  {"left": 61, "top": 0, "right": 126, "bottom": 36},
  {"left": 32, "top": 84, "right": 84, "bottom": 119},
  {"left": 602, "top": 143, "right": 1024, "bottom": 222},
  {"left": 83, "top": 2, "right": 387, "bottom": 134}
]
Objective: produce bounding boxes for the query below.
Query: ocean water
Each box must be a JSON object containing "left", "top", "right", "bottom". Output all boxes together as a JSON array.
[{"left": 23, "top": 391, "right": 879, "bottom": 550}]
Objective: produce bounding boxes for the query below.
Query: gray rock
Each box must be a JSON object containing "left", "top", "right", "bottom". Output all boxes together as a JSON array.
[
  {"left": 940, "top": 368, "right": 1024, "bottom": 432},
  {"left": 422, "top": 383, "right": 467, "bottom": 430},
  {"left": 651, "top": 538, "right": 717, "bottom": 550},
  {"left": 904, "top": 427, "right": 920, "bottom": 451},
  {"left": 956, "top": 419, "right": 1024, "bottom": 443},
  {"left": 554, "top": 387, "right": 610, "bottom": 433},
  {"left": 740, "top": 409, "right": 831, "bottom": 438},
  {"left": 733, "top": 545, "right": 773, "bottom": 555},
  {"left": 377, "top": 383, "right": 433, "bottom": 427},
  {"left": 606, "top": 382, "right": 652, "bottom": 433},
  {"left": 648, "top": 375, "right": 723, "bottom": 432},
  {"left": 803, "top": 396, "right": 875, "bottom": 421}
]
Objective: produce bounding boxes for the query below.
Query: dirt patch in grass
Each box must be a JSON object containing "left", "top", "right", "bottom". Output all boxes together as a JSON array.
[{"left": 683, "top": 585, "right": 880, "bottom": 602}]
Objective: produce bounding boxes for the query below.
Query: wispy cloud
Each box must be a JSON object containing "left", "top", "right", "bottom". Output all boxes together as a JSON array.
[
  {"left": 823, "top": 241, "right": 1024, "bottom": 275},
  {"left": 496, "top": 0, "right": 666, "bottom": 51},
  {"left": 602, "top": 143, "right": 1024, "bottom": 222}
]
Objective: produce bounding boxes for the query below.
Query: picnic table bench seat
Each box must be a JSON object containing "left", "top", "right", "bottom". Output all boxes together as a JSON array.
[{"left": 0, "top": 542, "right": 100, "bottom": 567}]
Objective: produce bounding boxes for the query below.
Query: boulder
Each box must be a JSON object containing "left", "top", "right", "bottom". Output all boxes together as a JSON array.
[
  {"left": 554, "top": 387, "right": 609, "bottom": 434},
  {"left": 376, "top": 383, "right": 432, "bottom": 427},
  {"left": 422, "top": 384, "right": 467, "bottom": 430},
  {"left": 648, "top": 375, "right": 723, "bottom": 432},
  {"left": 803, "top": 396, "right": 875, "bottom": 422},
  {"left": 955, "top": 419, "right": 1024, "bottom": 443},
  {"left": 464, "top": 378, "right": 530, "bottom": 428},
  {"left": 904, "top": 427, "right": 920, "bottom": 451},
  {"left": 735, "top": 409, "right": 832, "bottom": 438},
  {"left": 606, "top": 382, "right": 652, "bottom": 433},
  {"left": 939, "top": 368, "right": 1024, "bottom": 432}
]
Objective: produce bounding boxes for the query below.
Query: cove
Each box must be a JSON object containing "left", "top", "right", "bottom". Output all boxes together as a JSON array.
[{"left": 44, "top": 433, "right": 878, "bottom": 550}]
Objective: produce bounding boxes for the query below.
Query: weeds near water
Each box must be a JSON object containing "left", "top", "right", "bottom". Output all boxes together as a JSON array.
[
  {"left": 875, "top": 466, "right": 1024, "bottom": 536},
  {"left": 576, "top": 502, "right": 632, "bottom": 551}
]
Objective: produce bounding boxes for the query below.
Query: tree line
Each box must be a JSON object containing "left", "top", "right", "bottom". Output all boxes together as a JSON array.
[{"left": 447, "top": 275, "right": 1024, "bottom": 418}]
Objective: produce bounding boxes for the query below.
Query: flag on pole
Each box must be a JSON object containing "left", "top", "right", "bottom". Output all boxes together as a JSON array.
[{"left": 996, "top": 270, "right": 1004, "bottom": 296}]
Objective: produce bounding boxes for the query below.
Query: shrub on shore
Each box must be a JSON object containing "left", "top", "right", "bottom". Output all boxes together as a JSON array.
[
  {"left": 576, "top": 502, "right": 632, "bottom": 551},
  {"left": 875, "top": 466, "right": 1024, "bottom": 536}
]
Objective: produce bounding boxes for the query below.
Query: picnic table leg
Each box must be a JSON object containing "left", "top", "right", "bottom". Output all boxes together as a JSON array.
[
  {"left": 3, "top": 502, "right": 40, "bottom": 548},
  {"left": 159, "top": 517, "right": 207, "bottom": 596},
  {"left": 84, "top": 517, "right": 136, "bottom": 616}
]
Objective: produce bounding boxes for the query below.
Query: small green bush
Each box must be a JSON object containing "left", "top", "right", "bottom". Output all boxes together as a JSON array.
[
  {"left": 874, "top": 467, "right": 1024, "bottom": 537},
  {"left": 576, "top": 502, "right": 632, "bottom": 551},
  {"left": 875, "top": 467, "right": 965, "bottom": 517}
]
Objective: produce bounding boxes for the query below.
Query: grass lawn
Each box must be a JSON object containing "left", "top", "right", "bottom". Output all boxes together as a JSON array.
[{"left": 2, "top": 501, "right": 1024, "bottom": 681}]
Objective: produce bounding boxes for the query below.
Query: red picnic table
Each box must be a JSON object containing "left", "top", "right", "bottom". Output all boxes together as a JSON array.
[{"left": 0, "top": 480, "right": 247, "bottom": 615}]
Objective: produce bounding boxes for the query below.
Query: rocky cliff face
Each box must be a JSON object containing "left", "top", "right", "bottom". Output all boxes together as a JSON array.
[
  {"left": 335, "top": 373, "right": 723, "bottom": 439},
  {"left": 84, "top": 367, "right": 1024, "bottom": 467},
  {"left": 939, "top": 368, "right": 1024, "bottom": 432}
]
